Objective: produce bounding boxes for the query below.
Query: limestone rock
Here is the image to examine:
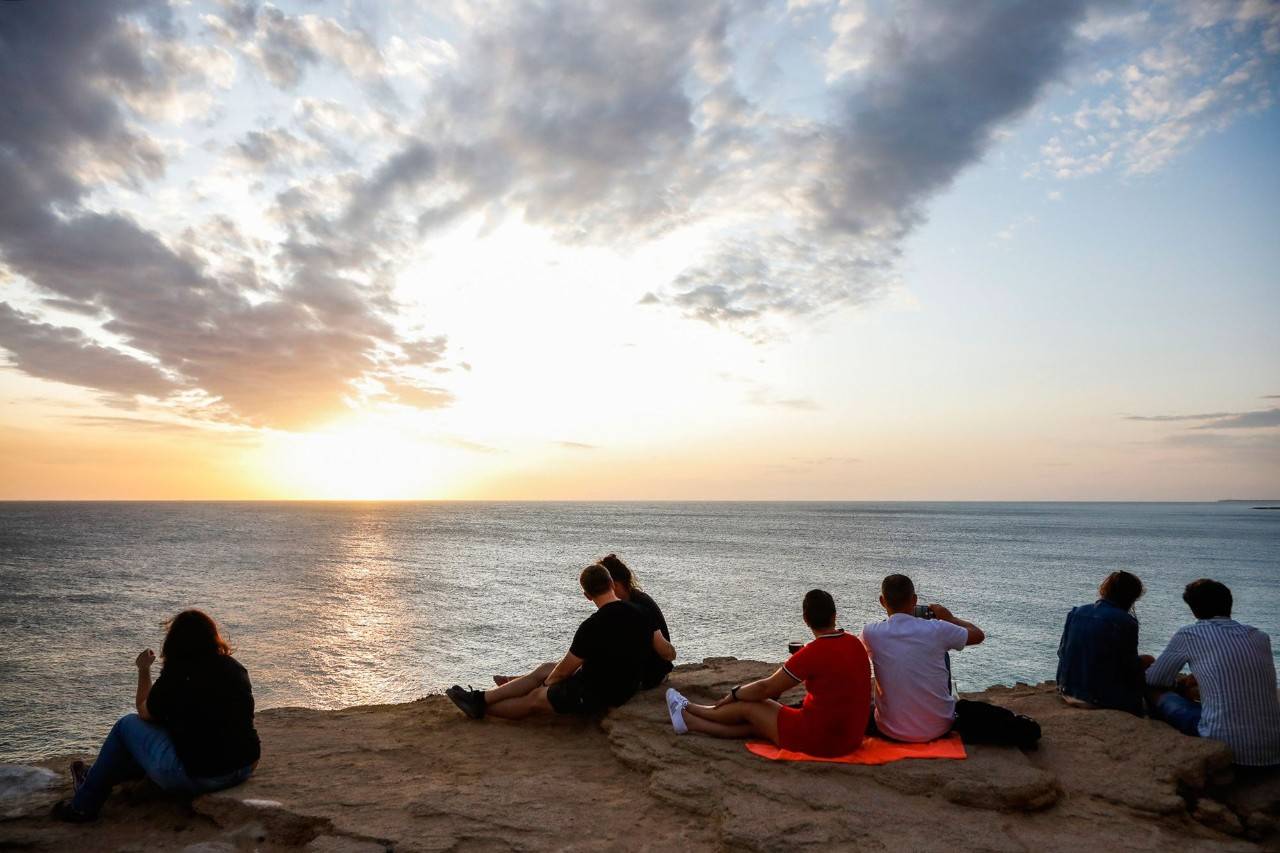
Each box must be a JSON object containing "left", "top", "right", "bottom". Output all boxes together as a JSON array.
[
  {"left": 1, "top": 659, "right": 1275, "bottom": 851},
  {"left": 0, "top": 764, "right": 62, "bottom": 819}
]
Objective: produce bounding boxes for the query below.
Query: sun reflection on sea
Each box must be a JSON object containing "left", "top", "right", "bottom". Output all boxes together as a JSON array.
[{"left": 299, "top": 509, "right": 418, "bottom": 708}]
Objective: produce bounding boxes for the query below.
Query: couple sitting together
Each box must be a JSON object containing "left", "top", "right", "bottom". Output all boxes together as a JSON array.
[
  {"left": 447, "top": 563, "right": 1041, "bottom": 757},
  {"left": 664, "top": 574, "right": 1039, "bottom": 755},
  {"left": 1057, "top": 572, "right": 1280, "bottom": 766},
  {"left": 446, "top": 555, "right": 674, "bottom": 719}
]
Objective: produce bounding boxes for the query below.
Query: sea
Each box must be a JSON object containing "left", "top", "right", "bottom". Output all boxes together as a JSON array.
[{"left": 1, "top": 501, "right": 1277, "bottom": 763}]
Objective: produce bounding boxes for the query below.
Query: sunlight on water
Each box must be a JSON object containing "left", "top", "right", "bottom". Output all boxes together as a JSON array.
[{"left": 0, "top": 501, "right": 1276, "bottom": 762}]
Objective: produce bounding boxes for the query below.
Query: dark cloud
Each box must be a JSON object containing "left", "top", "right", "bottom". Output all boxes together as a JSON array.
[
  {"left": 1126, "top": 408, "right": 1280, "bottom": 429},
  {"left": 0, "top": 304, "right": 175, "bottom": 398},
  {"left": 1192, "top": 409, "right": 1280, "bottom": 430},
  {"left": 334, "top": 1, "right": 735, "bottom": 245},
  {"left": 338, "top": 0, "right": 1089, "bottom": 333},
  {"left": 0, "top": 0, "right": 452, "bottom": 429},
  {"left": 1125, "top": 412, "right": 1235, "bottom": 422}
]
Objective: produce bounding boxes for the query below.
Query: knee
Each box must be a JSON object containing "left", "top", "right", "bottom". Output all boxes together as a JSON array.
[
  {"left": 535, "top": 661, "right": 556, "bottom": 677},
  {"left": 531, "top": 687, "right": 553, "bottom": 712},
  {"left": 112, "top": 713, "right": 143, "bottom": 734}
]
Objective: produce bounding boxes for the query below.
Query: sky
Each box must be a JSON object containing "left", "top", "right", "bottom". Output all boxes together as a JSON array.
[{"left": 0, "top": 0, "right": 1277, "bottom": 500}]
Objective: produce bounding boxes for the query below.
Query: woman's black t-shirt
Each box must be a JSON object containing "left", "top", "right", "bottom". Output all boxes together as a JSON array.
[
  {"left": 630, "top": 590, "right": 674, "bottom": 688},
  {"left": 146, "top": 654, "right": 261, "bottom": 778}
]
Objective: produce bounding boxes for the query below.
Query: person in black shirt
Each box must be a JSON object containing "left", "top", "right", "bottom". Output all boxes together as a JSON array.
[
  {"left": 600, "top": 553, "right": 673, "bottom": 689},
  {"left": 447, "top": 563, "right": 676, "bottom": 720},
  {"left": 53, "top": 610, "right": 261, "bottom": 822}
]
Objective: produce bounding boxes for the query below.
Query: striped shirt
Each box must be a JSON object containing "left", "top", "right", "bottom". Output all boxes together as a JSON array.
[{"left": 1145, "top": 618, "right": 1280, "bottom": 766}]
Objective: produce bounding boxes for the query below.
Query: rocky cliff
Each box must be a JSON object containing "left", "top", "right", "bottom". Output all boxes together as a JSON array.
[{"left": 2, "top": 658, "right": 1277, "bottom": 852}]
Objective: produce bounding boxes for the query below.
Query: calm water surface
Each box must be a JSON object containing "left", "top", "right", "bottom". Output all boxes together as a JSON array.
[{"left": 1, "top": 501, "right": 1277, "bottom": 762}]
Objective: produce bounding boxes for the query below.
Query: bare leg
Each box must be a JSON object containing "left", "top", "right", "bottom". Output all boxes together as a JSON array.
[
  {"left": 484, "top": 662, "right": 554, "bottom": 704},
  {"left": 682, "top": 716, "right": 755, "bottom": 738},
  {"left": 681, "top": 700, "right": 782, "bottom": 744},
  {"left": 486, "top": 686, "right": 554, "bottom": 720}
]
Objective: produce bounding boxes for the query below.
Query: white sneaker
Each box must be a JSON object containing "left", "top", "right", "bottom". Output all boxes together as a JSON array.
[{"left": 666, "top": 688, "right": 689, "bottom": 735}]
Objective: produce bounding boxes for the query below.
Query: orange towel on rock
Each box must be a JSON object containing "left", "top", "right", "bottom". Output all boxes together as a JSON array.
[{"left": 745, "top": 732, "right": 966, "bottom": 765}]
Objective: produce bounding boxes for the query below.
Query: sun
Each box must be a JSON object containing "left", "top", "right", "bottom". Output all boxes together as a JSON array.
[{"left": 260, "top": 419, "right": 447, "bottom": 500}]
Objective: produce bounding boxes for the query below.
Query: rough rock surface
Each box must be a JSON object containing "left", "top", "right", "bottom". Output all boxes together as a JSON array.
[{"left": 2, "top": 658, "right": 1277, "bottom": 852}]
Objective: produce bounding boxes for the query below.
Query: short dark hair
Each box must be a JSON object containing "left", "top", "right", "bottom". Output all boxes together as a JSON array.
[
  {"left": 802, "top": 589, "right": 836, "bottom": 630},
  {"left": 162, "top": 609, "right": 231, "bottom": 662},
  {"left": 580, "top": 563, "right": 614, "bottom": 598},
  {"left": 881, "top": 574, "right": 915, "bottom": 611},
  {"left": 1183, "top": 578, "right": 1232, "bottom": 620},
  {"left": 1099, "top": 571, "right": 1144, "bottom": 610}
]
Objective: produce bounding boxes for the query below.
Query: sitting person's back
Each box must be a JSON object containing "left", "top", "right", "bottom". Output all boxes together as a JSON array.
[
  {"left": 780, "top": 624, "right": 871, "bottom": 756},
  {"left": 861, "top": 574, "right": 1040, "bottom": 748},
  {"left": 147, "top": 650, "right": 261, "bottom": 778},
  {"left": 600, "top": 553, "right": 674, "bottom": 689},
  {"left": 1056, "top": 570, "right": 1147, "bottom": 715},
  {"left": 861, "top": 603, "right": 968, "bottom": 742},
  {"left": 571, "top": 596, "right": 654, "bottom": 708},
  {"left": 446, "top": 563, "right": 674, "bottom": 721},
  {"left": 1146, "top": 579, "right": 1280, "bottom": 767}
]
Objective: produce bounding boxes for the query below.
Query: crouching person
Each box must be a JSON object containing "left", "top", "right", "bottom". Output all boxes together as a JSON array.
[{"left": 861, "top": 574, "right": 1041, "bottom": 749}]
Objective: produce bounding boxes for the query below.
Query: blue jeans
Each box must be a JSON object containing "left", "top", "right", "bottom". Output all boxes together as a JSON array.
[
  {"left": 71, "top": 714, "right": 254, "bottom": 815},
  {"left": 1154, "top": 692, "right": 1202, "bottom": 737}
]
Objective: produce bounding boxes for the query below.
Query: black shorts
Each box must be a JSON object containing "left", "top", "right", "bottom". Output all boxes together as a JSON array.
[{"left": 546, "top": 673, "right": 611, "bottom": 716}]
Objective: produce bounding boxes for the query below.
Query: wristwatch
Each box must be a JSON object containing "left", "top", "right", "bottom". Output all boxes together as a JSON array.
[{"left": 730, "top": 685, "right": 741, "bottom": 700}]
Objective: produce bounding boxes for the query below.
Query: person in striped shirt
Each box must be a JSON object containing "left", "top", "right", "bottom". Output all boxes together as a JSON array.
[{"left": 1145, "top": 579, "right": 1280, "bottom": 767}]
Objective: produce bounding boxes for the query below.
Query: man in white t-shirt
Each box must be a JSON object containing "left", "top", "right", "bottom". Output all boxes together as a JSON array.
[{"left": 860, "top": 574, "right": 1040, "bottom": 748}]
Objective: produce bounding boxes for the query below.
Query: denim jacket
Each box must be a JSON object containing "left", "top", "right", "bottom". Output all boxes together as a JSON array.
[{"left": 1056, "top": 599, "right": 1145, "bottom": 715}]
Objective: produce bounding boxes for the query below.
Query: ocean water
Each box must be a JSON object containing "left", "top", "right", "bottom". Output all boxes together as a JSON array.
[{"left": 0, "top": 501, "right": 1277, "bottom": 763}]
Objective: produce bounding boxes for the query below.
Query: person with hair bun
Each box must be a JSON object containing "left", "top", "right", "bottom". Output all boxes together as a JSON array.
[
  {"left": 53, "top": 610, "right": 260, "bottom": 822},
  {"left": 599, "top": 554, "right": 673, "bottom": 688},
  {"left": 1056, "top": 570, "right": 1153, "bottom": 715}
]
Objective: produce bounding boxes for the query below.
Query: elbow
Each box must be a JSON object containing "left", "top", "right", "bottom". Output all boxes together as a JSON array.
[{"left": 968, "top": 629, "right": 986, "bottom": 646}]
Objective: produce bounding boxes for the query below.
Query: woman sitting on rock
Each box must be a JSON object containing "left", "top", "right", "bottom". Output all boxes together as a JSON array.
[
  {"left": 53, "top": 609, "right": 261, "bottom": 822},
  {"left": 600, "top": 553, "right": 674, "bottom": 689},
  {"left": 665, "top": 589, "right": 872, "bottom": 757}
]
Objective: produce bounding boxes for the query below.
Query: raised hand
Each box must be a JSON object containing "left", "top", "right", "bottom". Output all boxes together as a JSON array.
[
  {"left": 135, "top": 649, "right": 156, "bottom": 671},
  {"left": 927, "top": 603, "right": 955, "bottom": 622}
]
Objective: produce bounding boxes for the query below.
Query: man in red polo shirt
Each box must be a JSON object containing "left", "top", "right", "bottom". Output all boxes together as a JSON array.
[{"left": 665, "top": 589, "right": 871, "bottom": 757}]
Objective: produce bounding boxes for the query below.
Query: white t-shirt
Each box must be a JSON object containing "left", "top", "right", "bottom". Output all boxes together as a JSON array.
[{"left": 860, "top": 613, "right": 970, "bottom": 742}]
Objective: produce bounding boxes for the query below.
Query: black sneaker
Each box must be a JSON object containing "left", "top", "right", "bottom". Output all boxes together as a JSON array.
[
  {"left": 51, "top": 799, "right": 95, "bottom": 823},
  {"left": 446, "top": 684, "right": 485, "bottom": 719}
]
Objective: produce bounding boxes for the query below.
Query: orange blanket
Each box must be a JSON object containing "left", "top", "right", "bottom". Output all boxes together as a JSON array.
[{"left": 745, "top": 732, "right": 966, "bottom": 765}]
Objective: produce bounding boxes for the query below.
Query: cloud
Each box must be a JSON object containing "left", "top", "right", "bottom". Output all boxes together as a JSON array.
[
  {"left": 1158, "top": 431, "right": 1280, "bottom": 464},
  {"left": 206, "top": 1, "right": 384, "bottom": 90},
  {"left": 0, "top": 0, "right": 453, "bottom": 429},
  {"left": 654, "top": 0, "right": 1090, "bottom": 329},
  {"left": 1193, "top": 408, "right": 1280, "bottom": 430},
  {"left": 1036, "top": 1, "right": 1279, "bottom": 179},
  {"left": 1125, "top": 407, "right": 1280, "bottom": 429},
  {"left": 556, "top": 441, "right": 598, "bottom": 450},
  {"left": 1125, "top": 411, "right": 1234, "bottom": 422},
  {"left": 0, "top": 304, "right": 175, "bottom": 398}
]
